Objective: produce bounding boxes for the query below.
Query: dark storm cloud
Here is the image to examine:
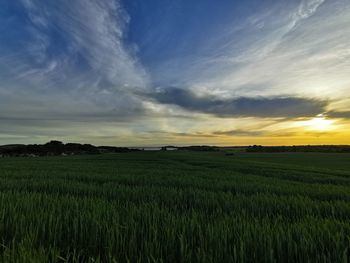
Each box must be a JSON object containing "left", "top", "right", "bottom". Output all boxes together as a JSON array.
[{"left": 149, "top": 88, "right": 327, "bottom": 118}]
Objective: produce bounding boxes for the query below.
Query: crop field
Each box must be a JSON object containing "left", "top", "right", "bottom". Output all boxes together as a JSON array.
[{"left": 0, "top": 151, "right": 350, "bottom": 262}]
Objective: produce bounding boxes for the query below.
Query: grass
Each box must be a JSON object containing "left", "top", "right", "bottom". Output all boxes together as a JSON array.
[{"left": 0, "top": 151, "right": 350, "bottom": 262}]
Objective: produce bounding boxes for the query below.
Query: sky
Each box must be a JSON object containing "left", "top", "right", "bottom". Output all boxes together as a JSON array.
[{"left": 0, "top": 0, "right": 350, "bottom": 146}]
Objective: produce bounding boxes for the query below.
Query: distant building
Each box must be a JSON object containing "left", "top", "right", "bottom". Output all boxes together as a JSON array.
[{"left": 161, "top": 146, "right": 178, "bottom": 151}]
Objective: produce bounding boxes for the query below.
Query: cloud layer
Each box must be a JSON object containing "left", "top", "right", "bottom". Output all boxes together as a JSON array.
[
  {"left": 0, "top": 0, "right": 350, "bottom": 145},
  {"left": 150, "top": 88, "right": 327, "bottom": 118}
]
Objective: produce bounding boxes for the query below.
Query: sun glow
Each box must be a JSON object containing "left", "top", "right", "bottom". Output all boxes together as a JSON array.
[{"left": 303, "top": 115, "right": 335, "bottom": 131}]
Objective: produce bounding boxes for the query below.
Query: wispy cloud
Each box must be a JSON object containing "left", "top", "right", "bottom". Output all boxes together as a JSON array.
[
  {"left": 149, "top": 0, "right": 348, "bottom": 104},
  {"left": 212, "top": 129, "right": 263, "bottom": 137},
  {"left": 0, "top": 0, "right": 150, "bottom": 127},
  {"left": 294, "top": 0, "right": 325, "bottom": 21},
  {"left": 17, "top": 0, "right": 148, "bottom": 89}
]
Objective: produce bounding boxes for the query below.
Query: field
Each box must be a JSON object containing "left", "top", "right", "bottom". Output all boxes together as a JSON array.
[{"left": 0, "top": 151, "right": 350, "bottom": 262}]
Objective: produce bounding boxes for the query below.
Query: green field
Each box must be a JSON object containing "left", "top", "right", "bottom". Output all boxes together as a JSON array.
[{"left": 1, "top": 151, "right": 350, "bottom": 262}]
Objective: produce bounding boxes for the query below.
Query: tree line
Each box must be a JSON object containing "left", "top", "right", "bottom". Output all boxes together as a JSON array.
[
  {"left": 246, "top": 145, "right": 350, "bottom": 153},
  {"left": 0, "top": 141, "right": 139, "bottom": 157}
]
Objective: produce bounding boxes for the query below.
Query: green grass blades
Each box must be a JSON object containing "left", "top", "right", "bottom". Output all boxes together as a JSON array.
[{"left": 0, "top": 151, "right": 350, "bottom": 262}]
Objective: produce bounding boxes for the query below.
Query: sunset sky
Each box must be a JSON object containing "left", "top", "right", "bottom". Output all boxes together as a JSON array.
[{"left": 0, "top": 0, "right": 349, "bottom": 146}]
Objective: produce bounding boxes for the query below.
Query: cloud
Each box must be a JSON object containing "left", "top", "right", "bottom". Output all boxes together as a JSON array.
[
  {"left": 148, "top": 0, "right": 327, "bottom": 91},
  {"left": 294, "top": 0, "right": 325, "bottom": 21},
  {"left": 328, "top": 111, "right": 350, "bottom": 119},
  {"left": 149, "top": 88, "right": 327, "bottom": 118},
  {"left": 0, "top": 0, "right": 349, "bottom": 146},
  {"left": 0, "top": 0, "right": 153, "bottom": 140},
  {"left": 212, "top": 130, "right": 263, "bottom": 137},
  {"left": 148, "top": 131, "right": 217, "bottom": 138},
  {"left": 0, "top": 0, "right": 150, "bottom": 118},
  {"left": 211, "top": 128, "right": 338, "bottom": 139}
]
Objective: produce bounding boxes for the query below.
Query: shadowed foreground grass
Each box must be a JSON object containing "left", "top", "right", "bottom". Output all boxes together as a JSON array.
[{"left": 0, "top": 151, "right": 350, "bottom": 262}]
